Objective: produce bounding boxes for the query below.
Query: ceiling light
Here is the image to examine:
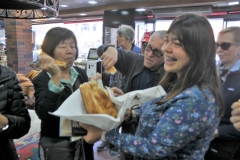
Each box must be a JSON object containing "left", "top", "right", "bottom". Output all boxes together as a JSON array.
[
  {"left": 79, "top": 13, "right": 87, "bottom": 16},
  {"left": 88, "top": 1, "right": 97, "bottom": 4},
  {"left": 121, "top": 11, "right": 129, "bottom": 15},
  {"left": 228, "top": 1, "right": 239, "bottom": 5},
  {"left": 136, "top": 8, "right": 146, "bottom": 12},
  {"left": 60, "top": 5, "right": 68, "bottom": 7}
]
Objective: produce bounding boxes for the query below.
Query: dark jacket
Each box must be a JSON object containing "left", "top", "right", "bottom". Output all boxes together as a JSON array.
[
  {"left": 205, "top": 67, "right": 240, "bottom": 160},
  {"left": 0, "top": 65, "right": 31, "bottom": 160},
  {"left": 33, "top": 66, "right": 88, "bottom": 138},
  {"left": 33, "top": 66, "right": 94, "bottom": 160},
  {"left": 98, "top": 44, "right": 165, "bottom": 93},
  {"left": 218, "top": 70, "right": 240, "bottom": 140}
]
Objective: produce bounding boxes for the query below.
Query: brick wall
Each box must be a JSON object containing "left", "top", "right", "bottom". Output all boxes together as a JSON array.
[{"left": 4, "top": 19, "right": 32, "bottom": 74}]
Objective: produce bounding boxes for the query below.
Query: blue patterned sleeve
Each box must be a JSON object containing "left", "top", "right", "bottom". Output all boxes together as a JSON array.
[{"left": 105, "top": 96, "right": 219, "bottom": 159}]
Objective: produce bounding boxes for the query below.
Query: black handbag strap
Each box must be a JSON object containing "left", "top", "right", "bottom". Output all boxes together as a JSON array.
[
  {"left": 74, "top": 139, "right": 86, "bottom": 160},
  {"left": 73, "top": 77, "right": 80, "bottom": 92}
]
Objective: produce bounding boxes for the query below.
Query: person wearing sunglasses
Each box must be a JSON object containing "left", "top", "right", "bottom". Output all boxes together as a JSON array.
[
  {"left": 96, "top": 30, "right": 166, "bottom": 160},
  {"left": 205, "top": 26, "right": 240, "bottom": 160}
]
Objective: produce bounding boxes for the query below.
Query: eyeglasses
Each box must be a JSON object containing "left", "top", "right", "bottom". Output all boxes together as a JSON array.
[
  {"left": 215, "top": 42, "right": 239, "bottom": 50},
  {"left": 145, "top": 45, "right": 163, "bottom": 57}
]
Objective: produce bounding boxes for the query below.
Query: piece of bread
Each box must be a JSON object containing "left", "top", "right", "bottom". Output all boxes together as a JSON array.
[
  {"left": 80, "top": 80, "right": 118, "bottom": 118},
  {"left": 55, "top": 59, "right": 67, "bottom": 69},
  {"left": 20, "top": 81, "right": 33, "bottom": 87},
  {"left": 18, "top": 76, "right": 30, "bottom": 83},
  {"left": 40, "top": 52, "right": 66, "bottom": 69},
  {"left": 25, "top": 70, "right": 41, "bottom": 81},
  {"left": 106, "top": 66, "right": 117, "bottom": 75}
]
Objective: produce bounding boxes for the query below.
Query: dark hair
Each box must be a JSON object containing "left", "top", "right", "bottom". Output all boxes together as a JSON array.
[
  {"left": 158, "top": 14, "right": 224, "bottom": 116},
  {"left": 41, "top": 27, "right": 78, "bottom": 60}
]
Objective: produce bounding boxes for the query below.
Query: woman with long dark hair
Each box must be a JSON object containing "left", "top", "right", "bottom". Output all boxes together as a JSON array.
[{"left": 79, "top": 14, "right": 224, "bottom": 160}]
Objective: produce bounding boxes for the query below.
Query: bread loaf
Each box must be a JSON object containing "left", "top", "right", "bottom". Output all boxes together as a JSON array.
[{"left": 80, "top": 81, "right": 118, "bottom": 118}]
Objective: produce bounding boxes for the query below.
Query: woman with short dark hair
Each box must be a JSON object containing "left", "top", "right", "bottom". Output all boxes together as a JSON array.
[{"left": 33, "top": 27, "right": 94, "bottom": 160}]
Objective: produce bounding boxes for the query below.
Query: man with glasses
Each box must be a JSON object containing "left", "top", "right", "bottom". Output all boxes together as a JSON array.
[
  {"left": 97, "top": 30, "right": 166, "bottom": 160},
  {"left": 140, "top": 31, "right": 155, "bottom": 55},
  {"left": 205, "top": 26, "right": 240, "bottom": 160},
  {"left": 98, "top": 30, "right": 166, "bottom": 93}
]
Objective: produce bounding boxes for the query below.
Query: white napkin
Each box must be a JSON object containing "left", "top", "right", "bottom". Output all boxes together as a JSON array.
[{"left": 50, "top": 86, "right": 166, "bottom": 131}]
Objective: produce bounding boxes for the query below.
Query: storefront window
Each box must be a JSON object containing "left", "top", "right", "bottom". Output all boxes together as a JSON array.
[
  {"left": 226, "top": 21, "right": 240, "bottom": 27},
  {"left": 32, "top": 21, "right": 103, "bottom": 57},
  {"left": 155, "top": 20, "right": 172, "bottom": 31},
  {"left": 208, "top": 18, "right": 224, "bottom": 40},
  {"left": 135, "top": 21, "right": 147, "bottom": 47}
]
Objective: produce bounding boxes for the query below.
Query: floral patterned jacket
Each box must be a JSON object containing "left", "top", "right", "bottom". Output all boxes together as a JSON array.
[{"left": 105, "top": 85, "right": 220, "bottom": 160}]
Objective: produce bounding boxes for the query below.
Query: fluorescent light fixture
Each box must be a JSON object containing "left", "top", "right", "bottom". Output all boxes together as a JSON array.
[
  {"left": 49, "top": 17, "right": 56, "bottom": 19},
  {"left": 41, "top": 7, "right": 47, "bottom": 10},
  {"left": 136, "top": 8, "right": 146, "bottom": 12},
  {"left": 79, "top": 13, "right": 87, "bottom": 16},
  {"left": 60, "top": 5, "right": 68, "bottom": 7},
  {"left": 121, "top": 11, "right": 129, "bottom": 15},
  {"left": 88, "top": 1, "right": 97, "bottom": 4},
  {"left": 228, "top": 1, "right": 239, "bottom": 5}
]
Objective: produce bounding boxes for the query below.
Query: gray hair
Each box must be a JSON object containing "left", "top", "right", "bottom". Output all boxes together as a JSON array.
[
  {"left": 219, "top": 26, "right": 240, "bottom": 43},
  {"left": 150, "top": 30, "right": 167, "bottom": 41},
  {"left": 117, "top": 24, "right": 135, "bottom": 43}
]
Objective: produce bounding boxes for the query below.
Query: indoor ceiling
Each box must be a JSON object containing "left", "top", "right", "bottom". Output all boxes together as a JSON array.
[{"left": 33, "top": 0, "right": 240, "bottom": 24}]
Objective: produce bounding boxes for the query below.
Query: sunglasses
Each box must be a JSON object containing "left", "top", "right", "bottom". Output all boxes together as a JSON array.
[
  {"left": 145, "top": 45, "right": 163, "bottom": 57},
  {"left": 215, "top": 42, "right": 239, "bottom": 50}
]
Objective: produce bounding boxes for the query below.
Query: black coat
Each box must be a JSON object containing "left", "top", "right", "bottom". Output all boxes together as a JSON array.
[
  {"left": 0, "top": 65, "right": 31, "bottom": 160},
  {"left": 33, "top": 66, "right": 88, "bottom": 138},
  {"left": 33, "top": 66, "right": 94, "bottom": 160},
  {"left": 218, "top": 70, "right": 240, "bottom": 140}
]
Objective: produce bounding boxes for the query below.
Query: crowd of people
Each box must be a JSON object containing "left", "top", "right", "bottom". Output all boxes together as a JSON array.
[{"left": 1, "top": 13, "right": 240, "bottom": 160}]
